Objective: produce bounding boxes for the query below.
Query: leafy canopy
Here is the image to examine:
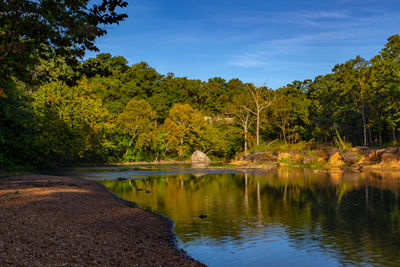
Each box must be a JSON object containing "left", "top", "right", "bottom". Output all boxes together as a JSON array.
[{"left": 0, "top": 0, "right": 128, "bottom": 95}]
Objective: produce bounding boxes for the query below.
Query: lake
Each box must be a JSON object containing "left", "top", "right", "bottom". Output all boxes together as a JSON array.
[{"left": 60, "top": 165, "right": 400, "bottom": 266}]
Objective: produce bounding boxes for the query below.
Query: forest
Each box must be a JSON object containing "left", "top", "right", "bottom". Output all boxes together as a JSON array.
[
  {"left": 1, "top": 2, "right": 400, "bottom": 169},
  {"left": 1, "top": 33, "right": 400, "bottom": 169}
]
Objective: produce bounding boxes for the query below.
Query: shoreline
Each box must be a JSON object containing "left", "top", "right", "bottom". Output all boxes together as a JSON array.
[
  {"left": 0, "top": 175, "right": 204, "bottom": 266},
  {"left": 226, "top": 162, "right": 400, "bottom": 172},
  {"left": 95, "top": 182, "right": 182, "bottom": 250}
]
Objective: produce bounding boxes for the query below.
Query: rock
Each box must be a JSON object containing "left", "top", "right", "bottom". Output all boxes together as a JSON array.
[
  {"left": 341, "top": 151, "right": 359, "bottom": 164},
  {"left": 380, "top": 148, "right": 400, "bottom": 164},
  {"left": 236, "top": 152, "right": 277, "bottom": 162},
  {"left": 302, "top": 155, "right": 326, "bottom": 165},
  {"left": 352, "top": 146, "right": 371, "bottom": 155},
  {"left": 351, "top": 147, "right": 378, "bottom": 168},
  {"left": 198, "top": 214, "right": 207, "bottom": 219},
  {"left": 118, "top": 177, "right": 127, "bottom": 181},
  {"left": 354, "top": 147, "right": 379, "bottom": 160},
  {"left": 327, "top": 152, "right": 345, "bottom": 167},
  {"left": 191, "top": 150, "right": 210, "bottom": 163}
]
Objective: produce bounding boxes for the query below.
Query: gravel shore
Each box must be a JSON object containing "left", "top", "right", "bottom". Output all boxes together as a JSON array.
[{"left": 0, "top": 175, "right": 204, "bottom": 266}]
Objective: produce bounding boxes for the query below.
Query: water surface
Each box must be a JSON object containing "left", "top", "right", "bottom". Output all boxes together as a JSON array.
[{"left": 63, "top": 166, "right": 400, "bottom": 266}]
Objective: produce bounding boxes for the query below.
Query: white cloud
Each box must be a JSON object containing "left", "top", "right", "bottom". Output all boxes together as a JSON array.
[
  {"left": 228, "top": 53, "right": 267, "bottom": 67},
  {"left": 210, "top": 10, "right": 349, "bottom": 27},
  {"left": 226, "top": 6, "right": 400, "bottom": 69}
]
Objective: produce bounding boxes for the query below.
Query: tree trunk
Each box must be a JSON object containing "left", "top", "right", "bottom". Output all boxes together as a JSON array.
[
  {"left": 59, "top": 154, "right": 65, "bottom": 166},
  {"left": 163, "top": 145, "right": 168, "bottom": 158},
  {"left": 244, "top": 125, "right": 248, "bottom": 154},
  {"left": 128, "top": 135, "right": 135, "bottom": 147},
  {"left": 368, "top": 127, "right": 373, "bottom": 147},
  {"left": 256, "top": 109, "right": 260, "bottom": 146},
  {"left": 393, "top": 126, "right": 396, "bottom": 143},
  {"left": 362, "top": 100, "right": 367, "bottom": 147},
  {"left": 283, "top": 130, "right": 287, "bottom": 145},
  {"left": 281, "top": 118, "right": 287, "bottom": 145}
]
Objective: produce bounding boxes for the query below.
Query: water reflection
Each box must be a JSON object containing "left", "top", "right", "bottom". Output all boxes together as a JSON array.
[{"left": 101, "top": 169, "right": 400, "bottom": 266}]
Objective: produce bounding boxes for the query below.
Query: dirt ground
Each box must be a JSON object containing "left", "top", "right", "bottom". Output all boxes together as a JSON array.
[{"left": 0, "top": 175, "right": 204, "bottom": 266}]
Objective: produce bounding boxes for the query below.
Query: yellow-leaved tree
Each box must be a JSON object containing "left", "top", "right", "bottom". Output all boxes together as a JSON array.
[{"left": 162, "top": 104, "right": 207, "bottom": 158}]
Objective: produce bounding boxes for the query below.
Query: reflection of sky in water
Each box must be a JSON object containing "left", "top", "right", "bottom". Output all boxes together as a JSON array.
[
  {"left": 186, "top": 232, "right": 338, "bottom": 267},
  {"left": 58, "top": 166, "right": 400, "bottom": 266}
]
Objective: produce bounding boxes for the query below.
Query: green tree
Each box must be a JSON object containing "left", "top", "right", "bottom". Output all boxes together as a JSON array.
[
  {"left": 0, "top": 0, "right": 127, "bottom": 168},
  {"left": 274, "top": 83, "right": 310, "bottom": 144},
  {"left": 32, "top": 80, "right": 111, "bottom": 164},
  {"left": 332, "top": 56, "right": 370, "bottom": 146},
  {"left": 83, "top": 53, "right": 129, "bottom": 78},
  {"left": 0, "top": 0, "right": 128, "bottom": 95},
  {"left": 117, "top": 99, "right": 155, "bottom": 156},
  {"left": 370, "top": 35, "right": 400, "bottom": 144}
]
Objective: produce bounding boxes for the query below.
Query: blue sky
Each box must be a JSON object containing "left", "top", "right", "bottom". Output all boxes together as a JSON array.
[{"left": 87, "top": 0, "right": 400, "bottom": 89}]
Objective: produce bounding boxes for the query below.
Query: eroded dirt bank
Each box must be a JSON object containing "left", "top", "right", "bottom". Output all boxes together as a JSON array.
[{"left": 0, "top": 175, "right": 203, "bottom": 266}]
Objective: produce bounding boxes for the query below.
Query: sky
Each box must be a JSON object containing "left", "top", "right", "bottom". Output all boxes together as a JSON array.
[{"left": 86, "top": 0, "right": 400, "bottom": 89}]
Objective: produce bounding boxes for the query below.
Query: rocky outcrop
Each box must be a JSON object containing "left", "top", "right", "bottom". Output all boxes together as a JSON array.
[
  {"left": 231, "top": 147, "right": 400, "bottom": 170},
  {"left": 379, "top": 147, "right": 400, "bottom": 163},
  {"left": 235, "top": 151, "right": 326, "bottom": 166},
  {"left": 235, "top": 152, "right": 277, "bottom": 163},
  {"left": 352, "top": 147, "right": 400, "bottom": 169},
  {"left": 352, "top": 147, "right": 379, "bottom": 163},
  {"left": 191, "top": 150, "right": 210, "bottom": 163}
]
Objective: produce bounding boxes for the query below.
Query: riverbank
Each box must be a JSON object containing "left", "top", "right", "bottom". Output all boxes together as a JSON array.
[
  {"left": 0, "top": 175, "right": 204, "bottom": 266},
  {"left": 230, "top": 147, "right": 400, "bottom": 171}
]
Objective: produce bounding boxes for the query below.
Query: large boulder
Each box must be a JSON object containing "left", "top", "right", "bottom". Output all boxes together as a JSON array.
[{"left": 191, "top": 150, "right": 210, "bottom": 163}]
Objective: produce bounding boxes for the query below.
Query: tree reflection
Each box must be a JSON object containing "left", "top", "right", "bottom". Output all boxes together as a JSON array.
[{"left": 101, "top": 169, "right": 400, "bottom": 265}]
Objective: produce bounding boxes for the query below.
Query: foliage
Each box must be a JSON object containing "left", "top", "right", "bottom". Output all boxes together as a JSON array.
[
  {"left": 0, "top": 0, "right": 128, "bottom": 96},
  {"left": 251, "top": 140, "right": 314, "bottom": 154},
  {"left": 31, "top": 80, "right": 111, "bottom": 165},
  {"left": 3, "top": 29, "right": 400, "bottom": 167},
  {"left": 117, "top": 99, "right": 155, "bottom": 146},
  {"left": 162, "top": 104, "right": 207, "bottom": 158},
  {"left": 273, "top": 83, "right": 311, "bottom": 144},
  {"left": 228, "top": 93, "right": 255, "bottom": 153}
]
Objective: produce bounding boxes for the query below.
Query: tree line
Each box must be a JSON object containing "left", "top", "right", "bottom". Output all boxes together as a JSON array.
[{"left": 1, "top": 34, "right": 400, "bottom": 169}]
